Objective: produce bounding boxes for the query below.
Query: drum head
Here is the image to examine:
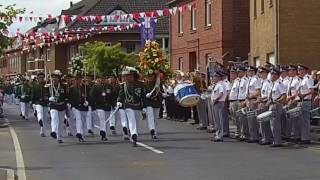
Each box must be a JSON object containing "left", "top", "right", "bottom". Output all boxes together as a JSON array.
[{"left": 179, "top": 95, "right": 200, "bottom": 107}]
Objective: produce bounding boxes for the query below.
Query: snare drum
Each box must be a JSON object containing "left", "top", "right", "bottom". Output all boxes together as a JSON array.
[
  {"left": 174, "top": 83, "right": 200, "bottom": 107},
  {"left": 257, "top": 111, "right": 273, "bottom": 122},
  {"left": 286, "top": 107, "right": 302, "bottom": 119}
]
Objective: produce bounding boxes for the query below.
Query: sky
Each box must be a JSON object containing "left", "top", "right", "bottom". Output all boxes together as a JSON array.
[{"left": 3, "top": 0, "right": 81, "bottom": 35}]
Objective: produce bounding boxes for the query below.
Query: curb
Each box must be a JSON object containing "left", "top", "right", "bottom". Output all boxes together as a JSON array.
[{"left": 0, "top": 168, "right": 15, "bottom": 180}]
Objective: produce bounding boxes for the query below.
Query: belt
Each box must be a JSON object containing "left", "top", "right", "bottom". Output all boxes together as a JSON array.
[
  {"left": 229, "top": 100, "right": 238, "bottom": 102},
  {"left": 238, "top": 100, "right": 246, "bottom": 102}
]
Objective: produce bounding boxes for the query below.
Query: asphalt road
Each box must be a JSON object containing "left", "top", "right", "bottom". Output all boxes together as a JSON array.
[{"left": 1, "top": 104, "right": 320, "bottom": 180}]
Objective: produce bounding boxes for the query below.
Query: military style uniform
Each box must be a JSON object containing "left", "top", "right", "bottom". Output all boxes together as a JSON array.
[
  {"left": 145, "top": 79, "right": 163, "bottom": 139},
  {"left": 19, "top": 82, "right": 32, "bottom": 120},
  {"left": 90, "top": 82, "right": 113, "bottom": 141},
  {"left": 268, "top": 77, "right": 286, "bottom": 146},
  {"left": 69, "top": 84, "right": 90, "bottom": 141},
  {"left": 49, "top": 80, "right": 67, "bottom": 143},
  {"left": 117, "top": 77, "right": 146, "bottom": 146},
  {"left": 31, "top": 81, "right": 50, "bottom": 136},
  {"left": 237, "top": 74, "right": 249, "bottom": 140},
  {"left": 229, "top": 76, "right": 240, "bottom": 138}
]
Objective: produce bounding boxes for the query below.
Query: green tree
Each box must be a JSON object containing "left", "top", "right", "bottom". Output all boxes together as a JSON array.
[
  {"left": 81, "top": 42, "right": 138, "bottom": 76},
  {"left": 0, "top": 4, "right": 25, "bottom": 55}
]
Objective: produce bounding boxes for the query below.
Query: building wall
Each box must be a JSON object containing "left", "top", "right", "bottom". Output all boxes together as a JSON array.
[
  {"left": 279, "top": 0, "right": 320, "bottom": 70},
  {"left": 249, "top": 0, "right": 275, "bottom": 66},
  {"left": 171, "top": 0, "right": 250, "bottom": 73},
  {"left": 0, "top": 50, "right": 24, "bottom": 75}
]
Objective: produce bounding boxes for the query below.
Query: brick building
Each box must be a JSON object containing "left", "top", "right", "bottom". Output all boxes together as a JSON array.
[
  {"left": 250, "top": 0, "right": 320, "bottom": 69},
  {"left": 0, "top": 38, "right": 26, "bottom": 75},
  {"left": 169, "top": 0, "right": 250, "bottom": 73}
]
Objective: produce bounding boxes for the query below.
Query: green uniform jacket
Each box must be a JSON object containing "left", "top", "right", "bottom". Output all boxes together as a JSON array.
[
  {"left": 19, "top": 84, "right": 32, "bottom": 102},
  {"left": 14, "top": 83, "right": 21, "bottom": 98},
  {"left": 31, "top": 82, "right": 50, "bottom": 106},
  {"left": 144, "top": 81, "right": 163, "bottom": 108},
  {"left": 117, "top": 81, "right": 146, "bottom": 110},
  {"left": 111, "top": 84, "right": 120, "bottom": 108},
  {"left": 90, "top": 84, "right": 113, "bottom": 111},
  {"left": 48, "top": 83, "right": 67, "bottom": 111},
  {"left": 69, "top": 84, "right": 89, "bottom": 111}
]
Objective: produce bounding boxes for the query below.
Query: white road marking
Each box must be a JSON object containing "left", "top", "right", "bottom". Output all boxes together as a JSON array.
[
  {"left": 5, "top": 119, "right": 27, "bottom": 180},
  {"left": 136, "top": 142, "right": 164, "bottom": 154},
  {"left": 94, "top": 124, "right": 164, "bottom": 154}
]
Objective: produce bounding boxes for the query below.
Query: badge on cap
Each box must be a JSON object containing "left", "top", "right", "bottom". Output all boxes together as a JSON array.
[{"left": 102, "top": 92, "right": 106, "bottom": 96}]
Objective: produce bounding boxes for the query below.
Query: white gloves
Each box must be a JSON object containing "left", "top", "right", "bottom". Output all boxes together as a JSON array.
[
  {"left": 67, "top": 103, "right": 72, "bottom": 109},
  {"left": 21, "top": 95, "right": 25, "bottom": 99},
  {"left": 146, "top": 93, "right": 152, "bottom": 98},
  {"left": 116, "top": 102, "right": 122, "bottom": 107},
  {"left": 83, "top": 101, "right": 89, "bottom": 107},
  {"left": 49, "top": 97, "right": 56, "bottom": 102}
]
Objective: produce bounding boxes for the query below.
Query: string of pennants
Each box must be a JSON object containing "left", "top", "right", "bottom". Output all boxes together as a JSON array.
[{"left": 1, "top": 3, "right": 195, "bottom": 24}]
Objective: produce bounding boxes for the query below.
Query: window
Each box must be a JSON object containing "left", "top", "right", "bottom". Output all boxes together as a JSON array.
[
  {"left": 178, "top": 11, "right": 183, "bottom": 34},
  {"left": 254, "top": 0, "right": 257, "bottom": 18},
  {"left": 46, "top": 49, "right": 51, "bottom": 61},
  {"left": 267, "top": 52, "right": 276, "bottom": 65},
  {"left": 178, "top": 57, "right": 183, "bottom": 70},
  {"left": 254, "top": 57, "right": 260, "bottom": 67},
  {"left": 122, "top": 43, "right": 136, "bottom": 53},
  {"left": 100, "top": 10, "right": 135, "bottom": 25},
  {"left": 205, "top": 0, "right": 212, "bottom": 27},
  {"left": 261, "top": 0, "right": 265, "bottom": 14},
  {"left": 190, "top": 6, "right": 196, "bottom": 30}
]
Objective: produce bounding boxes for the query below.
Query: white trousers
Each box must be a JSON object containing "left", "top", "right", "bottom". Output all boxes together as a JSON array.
[
  {"left": 20, "top": 102, "right": 29, "bottom": 118},
  {"left": 73, "top": 108, "right": 88, "bottom": 135},
  {"left": 96, "top": 109, "right": 111, "bottom": 132},
  {"left": 110, "top": 108, "right": 128, "bottom": 128},
  {"left": 65, "top": 105, "right": 75, "bottom": 134},
  {"left": 35, "top": 105, "right": 49, "bottom": 130},
  {"left": 86, "top": 106, "right": 93, "bottom": 130},
  {"left": 50, "top": 109, "right": 65, "bottom": 140},
  {"left": 124, "top": 109, "right": 141, "bottom": 137},
  {"left": 146, "top": 106, "right": 160, "bottom": 133}
]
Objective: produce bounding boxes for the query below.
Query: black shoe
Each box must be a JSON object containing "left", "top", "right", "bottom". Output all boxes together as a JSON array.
[
  {"left": 123, "top": 127, "right": 128, "bottom": 135},
  {"left": 247, "top": 140, "right": 259, "bottom": 143},
  {"left": 223, "top": 134, "right": 230, "bottom": 138},
  {"left": 88, "top": 129, "right": 94, "bottom": 135},
  {"left": 196, "top": 126, "right": 207, "bottom": 130},
  {"left": 76, "top": 133, "right": 84, "bottom": 142},
  {"left": 152, "top": 135, "right": 158, "bottom": 139},
  {"left": 211, "top": 138, "right": 223, "bottom": 142},
  {"left": 101, "top": 137, "right": 108, "bottom": 141},
  {"left": 270, "top": 144, "right": 283, "bottom": 148},
  {"left": 67, "top": 132, "right": 73, "bottom": 136},
  {"left": 50, "top": 132, "right": 57, "bottom": 139},
  {"left": 20, "top": 113, "right": 22, "bottom": 117},
  {"left": 110, "top": 126, "right": 115, "bottom": 131},
  {"left": 150, "top": 129, "right": 156, "bottom": 139},
  {"left": 100, "top": 131, "right": 108, "bottom": 141},
  {"left": 40, "top": 133, "right": 46, "bottom": 137},
  {"left": 22, "top": 116, "right": 25, "bottom": 119},
  {"left": 132, "top": 134, "right": 138, "bottom": 146},
  {"left": 34, "top": 112, "right": 37, "bottom": 117},
  {"left": 58, "top": 140, "right": 63, "bottom": 143},
  {"left": 299, "top": 140, "right": 311, "bottom": 145}
]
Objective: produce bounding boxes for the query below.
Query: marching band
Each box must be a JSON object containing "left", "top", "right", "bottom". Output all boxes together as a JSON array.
[{"left": 0, "top": 63, "right": 317, "bottom": 147}]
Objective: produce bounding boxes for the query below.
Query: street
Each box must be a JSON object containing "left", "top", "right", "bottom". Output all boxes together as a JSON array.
[{"left": 1, "top": 104, "right": 320, "bottom": 180}]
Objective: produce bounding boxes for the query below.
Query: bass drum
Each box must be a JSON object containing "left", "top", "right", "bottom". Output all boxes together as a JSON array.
[{"left": 174, "top": 83, "right": 200, "bottom": 107}]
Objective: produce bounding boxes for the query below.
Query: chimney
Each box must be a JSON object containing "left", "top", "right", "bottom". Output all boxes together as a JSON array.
[{"left": 70, "top": 1, "right": 73, "bottom": 7}]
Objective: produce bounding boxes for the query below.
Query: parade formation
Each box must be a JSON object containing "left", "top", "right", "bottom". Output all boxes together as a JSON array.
[{"left": 0, "top": 57, "right": 317, "bottom": 148}]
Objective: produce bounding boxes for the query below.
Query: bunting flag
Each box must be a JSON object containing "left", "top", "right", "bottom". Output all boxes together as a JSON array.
[{"left": 1, "top": 2, "right": 196, "bottom": 24}]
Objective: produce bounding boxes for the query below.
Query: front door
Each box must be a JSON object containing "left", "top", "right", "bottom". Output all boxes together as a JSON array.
[{"left": 189, "top": 52, "right": 197, "bottom": 72}]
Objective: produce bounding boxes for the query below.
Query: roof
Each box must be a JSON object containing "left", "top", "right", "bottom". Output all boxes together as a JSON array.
[{"left": 63, "top": 0, "right": 170, "bottom": 35}]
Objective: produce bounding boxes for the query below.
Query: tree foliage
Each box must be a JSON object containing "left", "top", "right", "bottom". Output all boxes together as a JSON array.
[
  {"left": 0, "top": 4, "right": 25, "bottom": 55},
  {"left": 81, "top": 42, "right": 138, "bottom": 76}
]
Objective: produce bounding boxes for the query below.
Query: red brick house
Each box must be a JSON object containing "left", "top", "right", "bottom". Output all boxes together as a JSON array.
[{"left": 169, "top": 0, "right": 250, "bottom": 73}]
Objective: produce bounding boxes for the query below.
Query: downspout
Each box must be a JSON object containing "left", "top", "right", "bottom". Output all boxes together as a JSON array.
[{"left": 274, "top": 0, "right": 279, "bottom": 64}]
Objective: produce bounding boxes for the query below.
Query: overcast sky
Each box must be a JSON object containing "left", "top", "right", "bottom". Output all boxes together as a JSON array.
[{"left": 3, "top": 0, "right": 81, "bottom": 35}]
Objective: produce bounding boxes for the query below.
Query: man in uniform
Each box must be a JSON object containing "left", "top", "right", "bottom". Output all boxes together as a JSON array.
[
  {"left": 64, "top": 74, "right": 74, "bottom": 136},
  {"left": 228, "top": 67, "right": 240, "bottom": 138},
  {"left": 31, "top": 72, "right": 50, "bottom": 137},
  {"left": 117, "top": 67, "right": 146, "bottom": 147},
  {"left": 90, "top": 75, "right": 113, "bottom": 141},
  {"left": 69, "top": 75, "right": 89, "bottom": 142},
  {"left": 286, "top": 65, "right": 301, "bottom": 142},
  {"left": 237, "top": 66, "right": 249, "bottom": 141},
  {"left": 84, "top": 75, "right": 95, "bottom": 135},
  {"left": 19, "top": 77, "right": 32, "bottom": 120},
  {"left": 145, "top": 73, "right": 163, "bottom": 139},
  {"left": 267, "top": 67, "right": 287, "bottom": 147},
  {"left": 245, "top": 66, "right": 261, "bottom": 143},
  {"left": 297, "top": 64, "right": 313, "bottom": 144},
  {"left": 49, "top": 70, "right": 68, "bottom": 143},
  {"left": 210, "top": 71, "right": 227, "bottom": 142},
  {"left": 257, "top": 67, "right": 273, "bottom": 145}
]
